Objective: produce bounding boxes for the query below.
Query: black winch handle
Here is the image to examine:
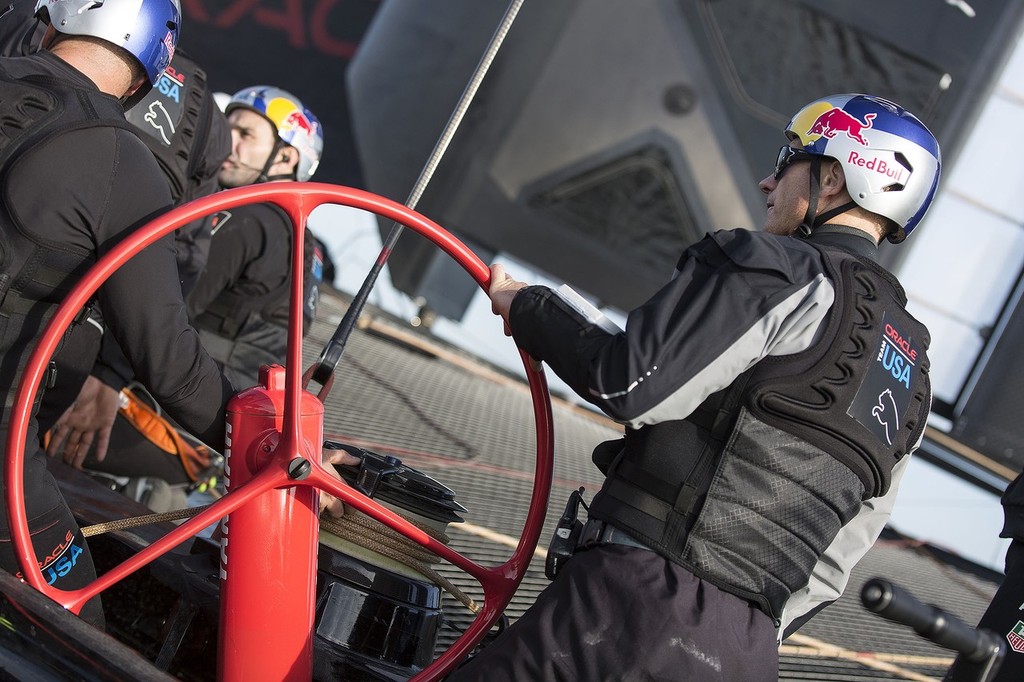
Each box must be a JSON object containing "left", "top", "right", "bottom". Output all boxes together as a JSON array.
[
  {"left": 861, "top": 578, "right": 1005, "bottom": 666},
  {"left": 322, "top": 440, "right": 404, "bottom": 498},
  {"left": 303, "top": 240, "right": 393, "bottom": 400}
]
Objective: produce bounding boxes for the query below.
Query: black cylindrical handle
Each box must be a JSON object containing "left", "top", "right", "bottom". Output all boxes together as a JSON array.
[{"left": 861, "top": 578, "right": 999, "bottom": 663}]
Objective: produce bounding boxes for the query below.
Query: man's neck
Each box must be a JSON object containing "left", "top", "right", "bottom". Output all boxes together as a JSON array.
[{"left": 47, "top": 40, "right": 132, "bottom": 97}]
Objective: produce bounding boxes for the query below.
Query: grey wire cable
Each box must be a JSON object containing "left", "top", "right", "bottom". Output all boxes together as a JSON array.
[
  {"left": 310, "top": 0, "right": 527, "bottom": 391},
  {"left": 405, "top": 0, "right": 525, "bottom": 211}
]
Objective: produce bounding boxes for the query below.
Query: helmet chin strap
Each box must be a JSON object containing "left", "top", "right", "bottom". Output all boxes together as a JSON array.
[
  {"left": 254, "top": 139, "right": 286, "bottom": 183},
  {"left": 797, "top": 156, "right": 857, "bottom": 238}
]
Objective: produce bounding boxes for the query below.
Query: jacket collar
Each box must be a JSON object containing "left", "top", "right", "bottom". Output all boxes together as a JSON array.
[{"left": 807, "top": 225, "right": 879, "bottom": 262}]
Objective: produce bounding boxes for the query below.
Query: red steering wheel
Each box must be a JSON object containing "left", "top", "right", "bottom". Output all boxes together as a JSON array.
[{"left": 5, "top": 183, "right": 554, "bottom": 681}]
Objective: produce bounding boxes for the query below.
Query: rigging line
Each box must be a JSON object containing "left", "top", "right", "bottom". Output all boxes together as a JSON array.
[
  {"left": 309, "top": 0, "right": 527, "bottom": 393},
  {"left": 404, "top": 0, "right": 526, "bottom": 212}
]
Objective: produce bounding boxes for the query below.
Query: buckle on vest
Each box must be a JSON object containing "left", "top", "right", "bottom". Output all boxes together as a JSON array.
[
  {"left": 577, "top": 519, "right": 653, "bottom": 553},
  {"left": 72, "top": 302, "right": 94, "bottom": 326}
]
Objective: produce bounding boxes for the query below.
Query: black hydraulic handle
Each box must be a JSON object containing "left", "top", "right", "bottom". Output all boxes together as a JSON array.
[
  {"left": 307, "top": 237, "right": 397, "bottom": 395},
  {"left": 861, "top": 578, "right": 1003, "bottom": 663}
]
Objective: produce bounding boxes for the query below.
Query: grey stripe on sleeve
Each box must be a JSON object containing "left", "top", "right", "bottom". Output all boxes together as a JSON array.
[{"left": 616, "top": 274, "right": 835, "bottom": 429}]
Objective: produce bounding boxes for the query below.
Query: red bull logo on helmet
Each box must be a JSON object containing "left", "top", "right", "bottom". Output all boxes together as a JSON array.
[
  {"left": 807, "top": 107, "right": 876, "bottom": 146},
  {"left": 265, "top": 98, "right": 319, "bottom": 137},
  {"left": 284, "top": 110, "right": 316, "bottom": 136},
  {"left": 847, "top": 150, "right": 907, "bottom": 185},
  {"left": 280, "top": 109, "right": 320, "bottom": 170},
  {"left": 162, "top": 30, "right": 176, "bottom": 64}
]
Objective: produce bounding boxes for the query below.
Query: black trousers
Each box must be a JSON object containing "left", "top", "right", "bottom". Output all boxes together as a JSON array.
[
  {"left": 198, "top": 318, "right": 287, "bottom": 391},
  {"left": 448, "top": 544, "right": 778, "bottom": 682},
  {"left": 0, "top": 448, "right": 102, "bottom": 626}
]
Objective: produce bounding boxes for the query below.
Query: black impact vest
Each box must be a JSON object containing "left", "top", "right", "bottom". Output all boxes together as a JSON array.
[
  {"left": 588, "top": 245, "right": 931, "bottom": 620},
  {"left": 193, "top": 217, "right": 321, "bottom": 339},
  {"left": 123, "top": 49, "right": 217, "bottom": 205},
  {"left": 0, "top": 65, "right": 139, "bottom": 416}
]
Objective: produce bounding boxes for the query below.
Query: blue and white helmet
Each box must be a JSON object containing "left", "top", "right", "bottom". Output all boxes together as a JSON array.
[
  {"left": 786, "top": 93, "right": 941, "bottom": 242},
  {"left": 226, "top": 86, "right": 323, "bottom": 182},
  {"left": 35, "top": 0, "right": 180, "bottom": 87}
]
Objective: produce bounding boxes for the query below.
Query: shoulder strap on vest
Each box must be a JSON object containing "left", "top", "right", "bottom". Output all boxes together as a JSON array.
[
  {"left": 0, "top": 70, "right": 62, "bottom": 171},
  {"left": 125, "top": 50, "right": 216, "bottom": 204},
  {"left": 0, "top": 68, "right": 137, "bottom": 310},
  {"left": 0, "top": 72, "right": 139, "bottom": 171}
]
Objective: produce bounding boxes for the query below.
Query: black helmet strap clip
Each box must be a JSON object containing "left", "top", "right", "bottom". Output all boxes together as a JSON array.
[
  {"left": 798, "top": 156, "right": 858, "bottom": 238},
  {"left": 797, "top": 156, "right": 822, "bottom": 238}
]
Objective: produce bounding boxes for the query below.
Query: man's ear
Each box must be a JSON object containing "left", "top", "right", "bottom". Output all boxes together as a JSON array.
[
  {"left": 819, "top": 159, "right": 847, "bottom": 198},
  {"left": 279, "top": 146, "right": 300, "bottom": 172},
  {"left": 119, "top": 77, "right": 147, "bottom": 106}
]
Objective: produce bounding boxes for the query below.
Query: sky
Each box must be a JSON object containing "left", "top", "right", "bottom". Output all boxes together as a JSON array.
[{"left": 309, "top": 204, "right": 1012, "bottom": 573}]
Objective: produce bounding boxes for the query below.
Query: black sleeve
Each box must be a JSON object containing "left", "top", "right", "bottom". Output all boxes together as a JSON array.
[
  {"left": 174, "top": 215, "right": 214, "bottom": 298},
  {"left": 508, "top": 234, "right": 738, "bottom": 420},
  {"left": 82, "top": 131, "right": 235, "bottom": 448},
  {"left": 92, "top": 327, "right": 133, "bottom": 391},
  {"left": 1002, "top": 470, "right": 1024, "bottom": 542},
  {"left": 100, "top": 236, "right": 234, "bottom": 449},
  {"left": 9, "top": 116, "right": 234, "bottom": 449},
  {"left": 510, "top": 285, "right": 622, "bottom": 398},
  {"left": 508, "top": 230, "right": 831, "bottom": 424},
  {"left": 172, "top": 93, "right": 231, "bottom": 296}
]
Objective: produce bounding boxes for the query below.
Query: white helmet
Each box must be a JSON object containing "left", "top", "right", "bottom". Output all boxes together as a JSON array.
[
  {"left": 35, "top": 0, "right": 180, "bottom": 87},
  {"left": 226, "top": 86, "right": 323, "bottom": 182},
  {"left": 785, "top": 93, "right": 941, "bottom": 242}
]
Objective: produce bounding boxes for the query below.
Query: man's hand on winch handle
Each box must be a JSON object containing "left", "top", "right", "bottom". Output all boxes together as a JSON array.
[{"left": 319, "top": 446, "right": 361, "bottom": 518}]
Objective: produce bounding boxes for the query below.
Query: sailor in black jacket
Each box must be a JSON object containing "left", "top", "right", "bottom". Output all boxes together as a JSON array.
[
  {"left": 0, "top": 0, "right": 233, "bottom": 623},
  {"left": 948, "top": 470, "right": 1024, "bottom": 680},
  {"left": 187, "top": 85, "right": 324, "bottom": 389},
  {"left": 453, "top": 94, "right": 942, "bottom": 681},
  {"left": 0, "top": 0, "right": 232, "bottom": 471}
]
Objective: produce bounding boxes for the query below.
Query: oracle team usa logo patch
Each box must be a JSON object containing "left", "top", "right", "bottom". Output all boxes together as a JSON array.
[
  {"left": 848, "top": 311, "right": 921, "bottom": 446},
  {"left": 125, "top": 63, "right": 187, "bottom": 149}
]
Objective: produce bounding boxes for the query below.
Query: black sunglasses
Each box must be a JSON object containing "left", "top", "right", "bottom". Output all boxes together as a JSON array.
[{"left": 773, "top": 146, "right": 816, "bottom": 180}]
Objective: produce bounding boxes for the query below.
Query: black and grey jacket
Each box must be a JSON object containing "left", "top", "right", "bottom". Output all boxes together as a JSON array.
[{"left": 508, "top": 225, "right": 932, "bottom": 636}]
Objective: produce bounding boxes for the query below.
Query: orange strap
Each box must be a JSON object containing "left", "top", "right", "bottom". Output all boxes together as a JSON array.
[{"left": 118, "top": 388, "right": 211, "bottom": 481}]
